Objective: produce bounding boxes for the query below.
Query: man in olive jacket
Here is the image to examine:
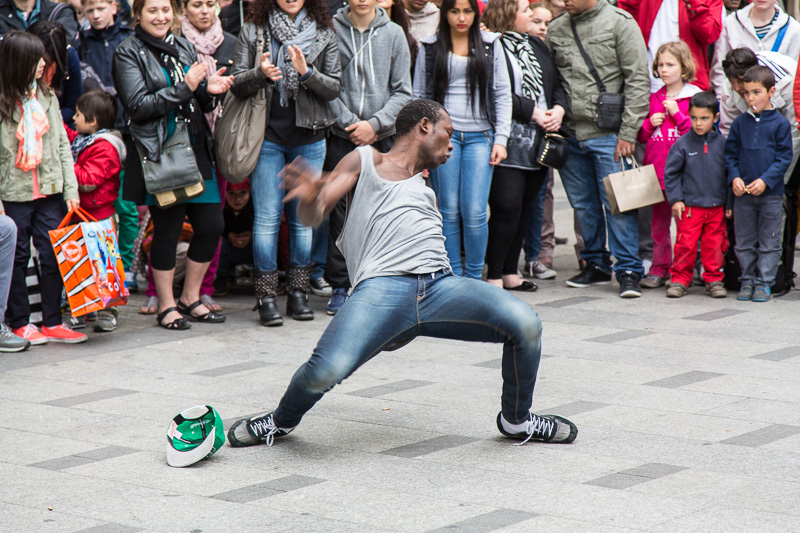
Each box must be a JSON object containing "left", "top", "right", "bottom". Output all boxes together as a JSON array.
[{"left": 546, "top": 0, "right": 649, "bottom": 298}]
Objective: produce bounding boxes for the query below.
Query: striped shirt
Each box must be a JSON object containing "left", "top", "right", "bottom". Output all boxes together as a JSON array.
[{"left": 754, "top": 11, "right": 779, "bottom": 40}]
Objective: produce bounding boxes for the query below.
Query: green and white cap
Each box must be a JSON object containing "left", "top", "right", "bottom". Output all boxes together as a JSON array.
[{"left": 166, "top": 405, "right": 225, "bottom": 468}]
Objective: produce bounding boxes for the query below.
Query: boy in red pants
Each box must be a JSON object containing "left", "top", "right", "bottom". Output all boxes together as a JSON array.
[{"left": 664, "top": 92, "right": 732, "bottom": 298}]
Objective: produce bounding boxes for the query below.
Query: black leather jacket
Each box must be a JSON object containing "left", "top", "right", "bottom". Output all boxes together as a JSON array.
[
  {"left": 230, "top": 21, "right": 341, "bottom": 132},
  {"left": 112, "top": 33, "right": 216, "bottom": 161}
]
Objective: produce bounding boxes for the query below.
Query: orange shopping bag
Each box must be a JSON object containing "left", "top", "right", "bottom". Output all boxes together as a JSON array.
[{"left": 49, "top": 207, "right": 129, "bottom": 317}]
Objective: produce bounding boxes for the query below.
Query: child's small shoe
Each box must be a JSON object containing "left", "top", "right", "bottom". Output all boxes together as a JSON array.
[
  {"left": 666, "top": 283, "right": 687, "bottom": 298},
  {"left": 737, "top": 285, "right": 754, "bottom": 301},
  {"left": 751, "top": 285, "right": 771, "bottom": 302},
  {"left": 94, "top": 313, "right": 117, "bottom": 332},
  {"left": 705, "top": 282, "right": 727, "bottom": 299}
]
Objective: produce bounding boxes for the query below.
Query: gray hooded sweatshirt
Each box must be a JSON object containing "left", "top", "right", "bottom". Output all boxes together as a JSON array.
[{"left": 330, "top": 6, "right": 412, "bottom": 141}]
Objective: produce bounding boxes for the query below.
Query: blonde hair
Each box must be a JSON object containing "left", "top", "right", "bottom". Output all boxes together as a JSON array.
[
  {"left": 80, "top": 0, "right": 115, "bottom": 9},
  {"left": 652, "top": 41, "right": 696, "bottom": 83}
]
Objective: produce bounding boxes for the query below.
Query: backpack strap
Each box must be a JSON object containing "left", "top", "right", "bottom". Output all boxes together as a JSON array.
[{"left": 772, "top": 20, "right": 789, "bottom": 53}]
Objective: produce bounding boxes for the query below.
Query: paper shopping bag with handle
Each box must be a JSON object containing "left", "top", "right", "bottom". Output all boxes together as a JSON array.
[
  {"left": 603, "top": 158, "right": 664, "bottom": 215},
  {"left": 49, "top": 207, "right": 129, "bottom": 317}
]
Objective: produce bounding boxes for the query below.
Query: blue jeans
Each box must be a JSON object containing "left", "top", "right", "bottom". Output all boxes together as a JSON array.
[
  {"left": 733, "top": 193, "right": 783, "bottom": 287},
  {"left": 429, "top": 130, "right": 495, "bottom": 279},
  {"left": 273, "top": 271, "right": 542, "bottom": 427},
  {"left": 251, "top": 139, "right": 326, "bottom": 271},
  {"left": 310, "top": 217, "right": 329, "bottom": 281},
  {"left": 559, "top": 135, "right": 643, "bottom": 277},
  {"left": 524, "top": 171, "right": 548, "bottom": 262}
]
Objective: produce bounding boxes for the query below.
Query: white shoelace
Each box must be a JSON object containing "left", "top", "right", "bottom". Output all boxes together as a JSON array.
[
  {"left": 250, "top": 416, "right": 280, "bottom": 447},
  {"left": 515, "top": 415, "right": 555, "bottom": 446}
]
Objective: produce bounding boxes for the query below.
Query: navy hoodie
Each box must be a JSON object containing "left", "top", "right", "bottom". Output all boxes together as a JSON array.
[
  {"left": 664, "top": 128, "right": 732, "bottom": 209},
  {"left": 76, "top": 19, "right": 132, "bottom": 89},
  {"left": 724, "top": 108, "right": 793, "bottom": 196}
]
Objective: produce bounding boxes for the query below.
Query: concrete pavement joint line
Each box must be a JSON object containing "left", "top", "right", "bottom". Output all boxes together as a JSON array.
[
  {"left": 347, "top": 379, "right": 435, "bottom": 398},
  {"left": 584, "top": 463, "right": 688, "bottom": 490},
  {"left": 75, "top": 524, "right": 144, "bottom": 533},
  {"left": 28, "top": 446, "right": 139, "bottom": 470},
  {"left": 539, "top": 296, "right": 602, "bottom": 308},
  {"left": 380, "top": 435, "right": 479, "bottom": 458},
  {"left": 211, "top": 475, "right": 325, "bottom": 503},
  {"left": 191, "top": 360, "right": 272, "bottom": 377},
  {"left": 749, "top": 346, "right": 800, "bottom": 361},
  {"left": 586, "top": 330, "right": 656, "bottom": 344},
  {"left": 427, "top": 509, "right": 537, "bottom": 532},
  {"left": 720, "top": 424, "right": 800, "bottom": 447},
  {"left": 542, "top": 401, "right": 609, "bottom": 417},
  {"left": 683, "top": 309, "right": 748, "bottom": 321},
  {"left": 644, "top": 371, "right": 725, "bottom": 389},
  {"left": 43, "top": 388, "right": 137, "bottom": 407}
]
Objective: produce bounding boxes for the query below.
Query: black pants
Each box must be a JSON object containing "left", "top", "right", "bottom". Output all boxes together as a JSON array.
[
  {"left": 486, "top": 166, "right": 548, "bottom": 279},
  {"left": 149, "top": 202, "right": 223, "bottom": 271},
  {"left": 322, "top": 134, "right": 395, "bottom": 289},
  {"left": 4, "top": 195, "right": 64, "bottom": 328}
]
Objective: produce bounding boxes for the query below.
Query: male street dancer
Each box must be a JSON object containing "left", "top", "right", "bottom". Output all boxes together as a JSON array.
[{"left": 227, "top": 100, "right": 578, "bottom": 448}]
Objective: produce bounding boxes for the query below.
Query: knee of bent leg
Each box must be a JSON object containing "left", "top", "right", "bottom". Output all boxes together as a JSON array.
[
  {"left": 504, "top": 300, "right": 542, "bottom": 347},
  {"left": 303, "top": 352, "right": 356, "bottom": 394}
]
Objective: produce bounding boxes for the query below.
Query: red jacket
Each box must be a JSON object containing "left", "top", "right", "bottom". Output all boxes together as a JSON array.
[
  {"left": 618, "top": 0, "right": 723, "bottom": 91},
  {"left": 65, "top": 126, "right": 122, "bottom": 220}
]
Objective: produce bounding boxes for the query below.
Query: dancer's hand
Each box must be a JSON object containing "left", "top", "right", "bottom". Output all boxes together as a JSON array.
[
  {"left": 260, "top": 52, "right": 282, "bottom": 81},
  {"left": 280, "top": 157, "right": 328, "bottom": 204},
  {"left": 288, "top": 45, "right": 309, "bottom": 76}
]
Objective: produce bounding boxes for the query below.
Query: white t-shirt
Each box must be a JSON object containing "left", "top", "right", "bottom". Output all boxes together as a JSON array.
[{"left": 647, "top": 0, "right": 680, "bottom": 92}]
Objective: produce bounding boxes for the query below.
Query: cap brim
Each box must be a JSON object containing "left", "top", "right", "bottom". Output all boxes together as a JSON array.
[{"left": 166, "top": 427, "right": 217, "bottom": 468}]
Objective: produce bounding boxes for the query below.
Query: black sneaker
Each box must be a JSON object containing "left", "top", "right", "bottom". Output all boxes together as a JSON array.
[
  {"left": 618, "top": 271, "right": 642, "bottom": 298},
  {"left": 227, "top": 412, "right": 295, "bottom": 447},
  {"left": 566, "top": 264, "right": 612, "bottom": 288},
  {"left": 496, "top": 412, "right": 578, "bottom": 444}
]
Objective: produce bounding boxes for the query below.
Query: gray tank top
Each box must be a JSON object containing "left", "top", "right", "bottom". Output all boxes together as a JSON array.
[{"left": 336, "top": 145, "right": 451, "bottom": 288}]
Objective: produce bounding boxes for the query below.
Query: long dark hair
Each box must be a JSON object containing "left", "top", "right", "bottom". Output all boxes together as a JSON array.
[
  {"left": 385, "top": 0, "right": 418, "bottom": 64},
  {"left": 247, "top": 0, "right": 333, "bottom": 28},
  {"left": 26, "top": 21, "right": 68, "bottom": 95},
  {"left": 0, "top": 31, "right": 47, "bottom": 121},
  {"left": 432, "top": 0, "right": 488, "bottom": 116}
]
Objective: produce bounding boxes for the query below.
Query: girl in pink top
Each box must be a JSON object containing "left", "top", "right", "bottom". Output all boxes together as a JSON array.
[{"left": 638, "top": 41, "right": 702, "bottom": 288}]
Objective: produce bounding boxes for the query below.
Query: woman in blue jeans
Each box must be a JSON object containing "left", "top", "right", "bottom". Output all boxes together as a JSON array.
[
  {"left": 230, "top": 0, "right": 341, "bottom": 326},
  {"left": 412, "top": 0, "right": 512, "bottom": 279}
]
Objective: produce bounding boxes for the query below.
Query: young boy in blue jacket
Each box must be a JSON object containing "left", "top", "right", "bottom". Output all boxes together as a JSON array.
[
  {"left": 724, "top": 66, "right": 793, "bottom": 302},
  {"left": 664, "top": 92, "right": 732, "bottom": 299}
]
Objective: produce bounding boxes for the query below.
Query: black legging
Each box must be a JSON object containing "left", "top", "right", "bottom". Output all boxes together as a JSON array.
[
  {"left": 149, "top": 202, "right": 223, "bottom": 270},
  {"left": 486, "top": 166, "right": 548, "bottom": 279}
]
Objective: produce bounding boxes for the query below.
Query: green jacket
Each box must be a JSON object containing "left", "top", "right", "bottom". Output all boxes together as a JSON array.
[
  {"left": 546, "top": 1, "right": 649, "bottom": 143},
  {"left": 0, "top": 87, "right": 78, "bottom": 212}
]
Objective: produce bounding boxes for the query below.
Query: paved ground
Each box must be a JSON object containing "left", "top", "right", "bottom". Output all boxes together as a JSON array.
[{"left": 2, "top": 186, "right": 800, "bottom": 533}]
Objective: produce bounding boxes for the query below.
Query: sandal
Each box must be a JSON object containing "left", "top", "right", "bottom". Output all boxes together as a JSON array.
[
  {"left": 139, "top": 295, "right": 159, "bottom": 315},
  {"left": 200, "top": 294, "right": 223, "bottom": 312},
  {"left": 157, "top": 307, "right": 191, "bottom": 330},
  {"left": 177, "top": 300, "right": 226, "bottom": 323}
]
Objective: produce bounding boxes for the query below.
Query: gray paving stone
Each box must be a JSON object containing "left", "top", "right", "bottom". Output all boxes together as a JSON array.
[
  {"left": 473, "top": 359, "right": 502, "bottom": 369},
  {"left": 585, "top": 463, "right": 686, "bottom": 490},
  {"left": 74, "top": 446, "right": 139, "bottom": 461},
  {"left": 44, "top": 388, "right": 137, "bottom": 407},
  {"left": 621, "top": 463, "right": 689, "bottom": 479},
  {"left": 348, "top": 379, "right": 434, "bottom": 398},
  {"left": 587, "top": 330, "right": 656, "bottom": 344},
  {"left": 750, "top": 346, "right": 800, "bottom": 361},
  {"left": 543, "top": 401, "right": 609, "bottom": 417},
  {"left": 720, "top": 424, "right": 800, "bottom": 447},
  {"left": 76, "top": 524, "right": 144, "bottom": 533},
  {"left": 29, "top": 455, "right": 98, "bottom": 471},
  {"left": 211, "top": 475, "right": 325, "bottom": 503},
  {"left": 381, "top": 435, "right": 479, "bottom": 458},
  {"left": 192, "top": 360, "right": 272, "bottom": 376},
  {"left": 428, "top": 509, "right": 536, "bottom": 532},
  {"left": 540, "top": 296, "right": 602, "bottom": 308},
  {"left": 683, "top": 309, "right": 748, "bottom": 321},
  {"left": 644, "top": 371, "right": 725, "bottom": 389}
]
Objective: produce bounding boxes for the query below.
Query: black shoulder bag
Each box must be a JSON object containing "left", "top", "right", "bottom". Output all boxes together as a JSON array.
[{"left": 570, "top": 19, "right": 624, "bottom": 132}]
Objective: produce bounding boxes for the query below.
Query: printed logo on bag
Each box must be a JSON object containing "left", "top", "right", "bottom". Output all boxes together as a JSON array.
[
  {"left": 63, "top": 240, "right": 83, "bottom": 262},
  {"left": 88, "top": 230, "right": 97, "bottom": 238}
]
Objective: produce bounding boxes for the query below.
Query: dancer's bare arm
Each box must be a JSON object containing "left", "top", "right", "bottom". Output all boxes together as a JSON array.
[{"left": 280, "top": 151, "right": 361, "bottom": 227}]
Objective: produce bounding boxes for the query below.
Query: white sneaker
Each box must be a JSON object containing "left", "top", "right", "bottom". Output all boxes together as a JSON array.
[
  {"left": 523, "top": 261, "right": 557, "bottom": 280},
  {"left": 309, "top": 277, "right": 332, "bottom": 296}
]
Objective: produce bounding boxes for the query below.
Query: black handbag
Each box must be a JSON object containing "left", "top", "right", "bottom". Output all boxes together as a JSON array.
[
  {"left": 571, "top": 19, "right": 624, "bottom": 132},
  {"left": 535, "top": 132, "right": 569, "bottom": 169},
  {"left": 137, "top": 121, "right": 205, "bottom": 208}
]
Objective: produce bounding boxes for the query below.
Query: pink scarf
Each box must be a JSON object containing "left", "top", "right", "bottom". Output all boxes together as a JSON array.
[
  {"left": 15, "top": 83, "right": 50, "bottom": 172},
  {"left": 181, "top": 16, "right": 225, "bottom": 132}
]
